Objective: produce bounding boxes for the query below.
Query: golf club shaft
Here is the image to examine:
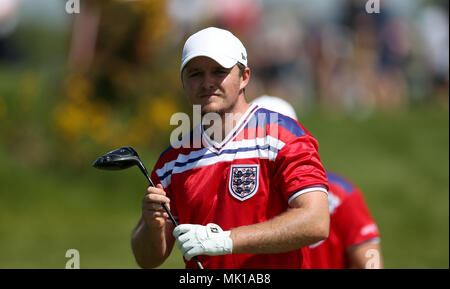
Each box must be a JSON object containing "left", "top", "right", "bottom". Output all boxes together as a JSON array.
[{"left": 142, "top": 169, "right": 204, "bottom": 269}]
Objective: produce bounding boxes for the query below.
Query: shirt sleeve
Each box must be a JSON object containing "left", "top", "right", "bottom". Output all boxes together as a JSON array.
[
  {"left": 334, "top": 188, "right": 380, "bottom": 249},
  {"left": 273, "top": 134, "right": 329, "bottom": 204}
]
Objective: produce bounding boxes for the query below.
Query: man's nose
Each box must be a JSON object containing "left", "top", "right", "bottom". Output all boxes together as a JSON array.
[{"left": 201, "top": 73, "right": 216, "bottom": 90}]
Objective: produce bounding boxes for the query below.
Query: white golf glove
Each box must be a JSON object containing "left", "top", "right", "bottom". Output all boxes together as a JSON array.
[{"left": 173, "top": 223, "right": 233, "bottom": 261}]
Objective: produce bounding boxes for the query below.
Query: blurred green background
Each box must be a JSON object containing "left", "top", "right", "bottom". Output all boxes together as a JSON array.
[{"left": 0, "top": 0, "right": 448, "bottom": 268}]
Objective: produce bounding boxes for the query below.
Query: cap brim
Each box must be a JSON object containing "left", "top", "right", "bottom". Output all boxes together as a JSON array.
[{"left": 180, "top": 52, "right": 238, "bottom": 72}]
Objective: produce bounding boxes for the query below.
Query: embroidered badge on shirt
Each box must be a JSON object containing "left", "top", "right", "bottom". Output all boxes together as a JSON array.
[{"left": 228, "top": 165, "right": 259, "bottom": 201}]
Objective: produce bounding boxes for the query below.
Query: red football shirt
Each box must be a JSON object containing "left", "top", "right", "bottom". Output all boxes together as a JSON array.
[
  {"left": 151, "top": 104, "right": 329, "bottom": 269},
  {"left": 307, "top": 170, "right": 380, "bottom": 269}
]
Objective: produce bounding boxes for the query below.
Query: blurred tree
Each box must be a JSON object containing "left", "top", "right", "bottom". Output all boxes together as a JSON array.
[{"left": 53, "top": 0, "right": 182, "bottom": 165}]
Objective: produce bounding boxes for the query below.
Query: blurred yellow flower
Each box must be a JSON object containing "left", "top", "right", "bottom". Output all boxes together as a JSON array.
[
  {"left": 87, "top": 102, "right": 111, "bottom": 145},
  {"left": 65, "top": 74, "right": 92, "bottom": 104},
  {"left": 147, "top": 96, "right": 179, "bottom": 131},
  {"left": 53, "top": 102, "right": 86, "bottom": 141}
]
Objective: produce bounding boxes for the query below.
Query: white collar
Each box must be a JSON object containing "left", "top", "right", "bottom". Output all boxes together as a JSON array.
[{"left": 202, "top": 103, "right": 259, "bottom": 151}]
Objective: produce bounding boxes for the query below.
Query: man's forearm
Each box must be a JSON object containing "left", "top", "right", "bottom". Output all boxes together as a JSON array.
[
  {"left": 230, "top": 203, "right": 329, "bottom": 254},
  {"left": 131, "top": 218, "right": 173, "bottom": 268}
]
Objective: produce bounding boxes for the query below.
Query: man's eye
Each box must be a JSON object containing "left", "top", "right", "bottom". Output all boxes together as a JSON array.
[
  {"left": 215, "top": 70, "right": 227, "bottom": 75},
  {"left": 189, "top": 72, "right": 201, "bottom": 77}
]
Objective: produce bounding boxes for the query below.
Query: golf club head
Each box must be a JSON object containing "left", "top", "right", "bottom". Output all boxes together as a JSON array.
[
  {"left": 92, "top": 146, "right": 155, "bottom": 186},
  {"left": 91, "top": 146, "right": 203, "bottom": 268},
  {"left": 92, "top": 146, "right": 141, "bottom": 170}
]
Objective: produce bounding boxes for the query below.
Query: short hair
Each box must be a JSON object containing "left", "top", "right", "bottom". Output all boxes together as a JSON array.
[
  {"left": 237, "top": 63, "right": 246, "bottom": 77},
  {"left": 237, "top": 63, "right": 247, "bottom": 94}
]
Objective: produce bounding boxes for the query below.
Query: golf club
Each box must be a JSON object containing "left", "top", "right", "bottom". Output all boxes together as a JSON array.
[{"left": 92, "top": 146, "right": 204, "bottom": 269}]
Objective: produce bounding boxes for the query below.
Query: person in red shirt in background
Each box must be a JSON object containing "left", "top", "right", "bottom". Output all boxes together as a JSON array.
[
  {"left": 309, "top": 170, "right": 382, "bottom": 269},
  {"left": 252, "top": 95, "right": 383, "bottom": 269}
]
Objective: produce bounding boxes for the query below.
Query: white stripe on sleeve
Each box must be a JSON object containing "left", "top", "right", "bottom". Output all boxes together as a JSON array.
[{"left": 287, "top": 187, "right": 328, "bottom": 206}]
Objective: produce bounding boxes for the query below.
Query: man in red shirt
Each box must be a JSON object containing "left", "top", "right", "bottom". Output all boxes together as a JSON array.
[
  {"left": 308, "top": 170, "right": 382, "bottom": 269},
  {"left": 252, "top": 95, "right": 383, "bottom": 269},
  {"left": 131, "top": 27, "right": 330, "bottom": 269}
]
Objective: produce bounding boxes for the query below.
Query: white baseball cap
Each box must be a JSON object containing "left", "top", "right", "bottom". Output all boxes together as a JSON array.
[
  {"left": 180, "top": 27, "right": 248, "bottom": 72},
  {"left": 251, "top": 95, "right": 298, "bottom": 121}
]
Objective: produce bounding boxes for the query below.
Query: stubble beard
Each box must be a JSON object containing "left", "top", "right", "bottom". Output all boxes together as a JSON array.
[{"left": 200, "top": 96, "right": 236, "bottom": 117}]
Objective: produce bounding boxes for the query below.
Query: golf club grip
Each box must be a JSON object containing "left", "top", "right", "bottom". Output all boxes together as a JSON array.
[
  {"left": 144, "top": 176, "right": 204, "bottom": 269},
  {"left": 161, "top": 202, "right": 178, "bottom": 226},
  {"left": 143, "top": 174, "right": 177, "bottom": 225},
  {"left": 160, "top": 203, "right": 204, "bottom": 270}
]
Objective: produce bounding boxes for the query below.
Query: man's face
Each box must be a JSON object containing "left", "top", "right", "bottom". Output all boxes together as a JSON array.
[{"left": 181, "top": 57, "right": 248, "bottom": 115}]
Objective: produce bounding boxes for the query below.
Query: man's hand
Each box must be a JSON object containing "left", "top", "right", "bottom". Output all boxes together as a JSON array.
[
  {"left": 173, "top": 223, "right": 233, "bottom": 260},
  {"left": 142, "top": 184, "right": 171, "bottom": 229},
  {"left": 132, "top": 184, "right": 175, "bottom": 269}
]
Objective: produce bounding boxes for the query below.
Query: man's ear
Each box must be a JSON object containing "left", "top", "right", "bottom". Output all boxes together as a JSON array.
[{"left": 240, "top": 67, "right": 251, "bottom": 90}]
